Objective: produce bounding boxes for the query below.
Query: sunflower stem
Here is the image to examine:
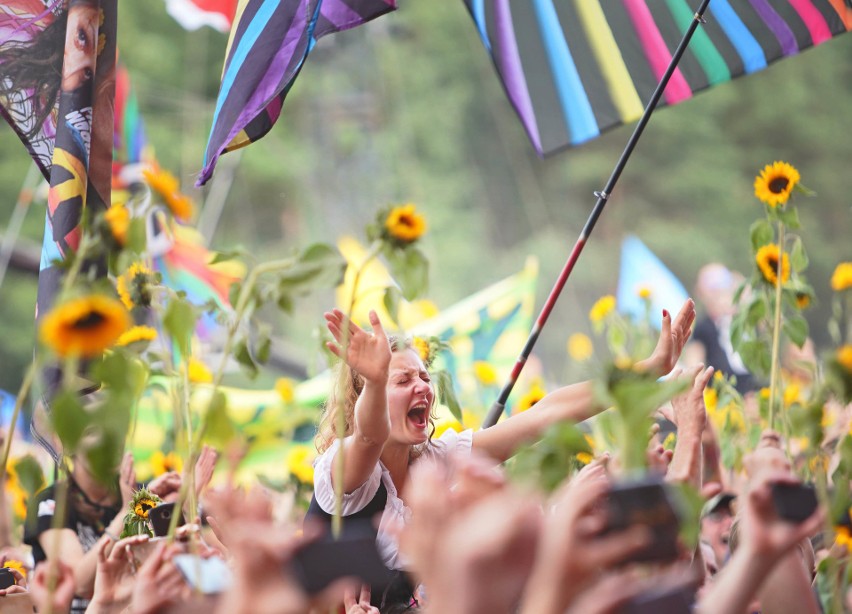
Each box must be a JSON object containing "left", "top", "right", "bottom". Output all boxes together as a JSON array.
[
  {"left": 332, "top": 240, "right": 382, "bottom": 539},
  {"left": 0, "top": 361, "right": 36, "bottom": 477},
  {"left": 767, "top": 223, "right": 786, "bottom": 433},
  {"left": 165, "top": 256, "right": 299, "bottom": 540}
]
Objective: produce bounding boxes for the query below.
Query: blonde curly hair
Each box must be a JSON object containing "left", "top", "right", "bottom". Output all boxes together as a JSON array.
[{"left": 314, "top": 336, "right": 437, "bottom": 455}]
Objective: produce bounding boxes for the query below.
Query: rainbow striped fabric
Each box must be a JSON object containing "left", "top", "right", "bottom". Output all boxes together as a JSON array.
[
  {"left": 463, "top": 0, "right": 852, "bottom": 156},
  {"left": 198, "top": 0, "right": 396, "bottom": 185}
]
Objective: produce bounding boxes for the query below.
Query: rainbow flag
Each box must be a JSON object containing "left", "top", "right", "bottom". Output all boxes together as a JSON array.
[
  {"left": 198, "top": 0, "right": 397, "bottom": 185},
  {"left": 463, "top": 0, "right": 851, "bottom": 156}
]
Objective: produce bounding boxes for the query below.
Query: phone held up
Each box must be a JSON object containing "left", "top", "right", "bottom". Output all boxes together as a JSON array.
[{"left": 604, "top": 476, "right": 682, "bottom": 564}]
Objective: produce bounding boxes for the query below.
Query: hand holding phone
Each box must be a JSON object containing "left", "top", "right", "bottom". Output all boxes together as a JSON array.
[
  {"left": 770, "top": 482, "right": 818, "bottom": 523},
  {"left": 605, "top": 477, "right": 681, "bottom": 564},
  {"left": 290, "top": 519, "right": 392, "bottom": 594},
  {"left": 0, "top": 568, "right": 15, "bottom": 590},
  {"left": 149, "top": 502, "right": 185, "bottom": 537}
]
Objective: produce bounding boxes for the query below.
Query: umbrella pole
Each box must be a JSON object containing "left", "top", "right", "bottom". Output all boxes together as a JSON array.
[{"left": 483, "top": 0, "right": 712, "bottom": 428}]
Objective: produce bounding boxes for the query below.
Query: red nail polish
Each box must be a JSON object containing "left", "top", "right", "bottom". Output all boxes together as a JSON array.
[{"left": 662, "top": 309, "right": 669, "bottom": 318}]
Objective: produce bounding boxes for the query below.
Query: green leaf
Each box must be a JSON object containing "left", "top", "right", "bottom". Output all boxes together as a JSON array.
[
  {"left": 434, "top": 369, "right": 462, "bottom": 422},
  {"left": 234, "top": 339, "right": 259, "bottom": 379},
  {"left": 671, "top": 482, "right": 704, "bottom": 549},
  {"left": 777, "top": 205, "right": 801, "bottom": 230},
  {"left": 383, "top": 286, "right": 402, "bottom": 325},
  {"left": 203, "top": 390, "right": 238, "bottom": 449},
  {"left": 783, "top": 316, "right": 809, "bottom": 348},
  {"left": 277, "top": 243, "right": 346, "bottom": 295},
  {"left": 163, "top": 298, "right": 198, "bottom": 357},
  {"left": 750, "top": 220, "right": 774, "bottom": 251},
  {"left": 790, "top": 236, "right": 809, "bottom": 273},
  {"left": 391, "top": 248, "right": 429, "bottom": 301},
  {"left": 745, "top": 296, "right": 767, "bottom": 326},
  {"left": 50, "top": 391, "right": 88, "bottom": 452},
  {"left": 127, "top": 217, "right": 147, "bottom": 254},
  {"left": 12, "top": 455, "right": 45, "bottom": 495},
  {"left": 210, "top": 248, "right": 245, "bottom": 265},
  {"left": 739, "top": 340, "right": 771, "bottom": 376},
  {"left": 255, "top": 332, "right": 272, "bottom": 365}
]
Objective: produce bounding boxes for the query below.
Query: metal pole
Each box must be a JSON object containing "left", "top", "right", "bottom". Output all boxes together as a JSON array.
[{"left": 483, "top": 0, "right": 712, "bottom": 428}]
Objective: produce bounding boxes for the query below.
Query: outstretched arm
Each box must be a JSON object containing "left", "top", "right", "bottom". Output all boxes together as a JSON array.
[
  {"left": 474, "top": 300, "right": 696, "bottom": 463},
  {"left": 324, "top": 309, "right": 392, "bottom": 493}
]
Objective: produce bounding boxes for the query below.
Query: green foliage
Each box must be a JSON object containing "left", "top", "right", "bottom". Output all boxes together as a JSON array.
[
  {"left": 509, "top": 421, "right": 592, "bottom": 493},
  {"left": 163, "top": 297, "right": 199, "bottom": 358}
]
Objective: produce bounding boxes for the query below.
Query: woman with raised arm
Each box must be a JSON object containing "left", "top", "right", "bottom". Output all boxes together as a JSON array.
[{"left": 309, "top": 301, "right": 695, "bottom": 609}]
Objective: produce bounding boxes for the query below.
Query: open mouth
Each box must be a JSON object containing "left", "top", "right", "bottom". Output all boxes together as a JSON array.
[{"left": 407, "top": 406, "right": 428, "bottom": 430}]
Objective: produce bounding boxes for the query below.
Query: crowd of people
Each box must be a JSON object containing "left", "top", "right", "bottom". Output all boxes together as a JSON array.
[{"left": 0, "top": 292, "right": 840, "bottom": 614}]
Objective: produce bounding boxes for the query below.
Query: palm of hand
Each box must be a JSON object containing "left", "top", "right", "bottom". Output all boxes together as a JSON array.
[{"left": 344, "top": 332, "right": 391, "bottom": 383}]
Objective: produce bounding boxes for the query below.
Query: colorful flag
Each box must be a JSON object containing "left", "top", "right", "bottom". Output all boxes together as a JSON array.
[
  {"left": 462, "top": 0, "right": 851, "bottom": 157},
  {"left": 197, "top": 0, "right": 397, "bottom": 185},
  {"left": 0, "top": 0, "right": 118, "bottom": 458},
  {"left": 616, "top": 235, "right": 689, "bottom": 329},
  {"left": 165, "top": 0, "right": 238, "bottom": 32}
]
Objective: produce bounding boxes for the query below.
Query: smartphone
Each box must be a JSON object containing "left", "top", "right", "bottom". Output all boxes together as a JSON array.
[
  {"left": 619, "top": 584, "right": 694, "bottom": 614},
  {"left": 771, "top": 482, "right": 818, "bottom": 523},
  {"left": 149, "top": 502, "right": 185, "bottom": 537},
  {"left": 173, "top": 554, "right": 233, "bottom": 594},
  {"left": 605, "top": 477, "right": 681, "bottom": 564},
  {"left": 0, "top": 568, "right": 15, "bottom": 589},
  {"left": 290, "top": 519, "right": 393, "bottom": 594}
]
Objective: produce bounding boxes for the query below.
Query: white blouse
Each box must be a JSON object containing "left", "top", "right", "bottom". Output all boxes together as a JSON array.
[{"left": 312, "top": 428, "right": 474, "bottom": 570}]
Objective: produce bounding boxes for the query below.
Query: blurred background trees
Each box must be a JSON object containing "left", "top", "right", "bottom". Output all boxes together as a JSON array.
[{"left": 1, "top": 1, "right": 850, "bottom": 394}]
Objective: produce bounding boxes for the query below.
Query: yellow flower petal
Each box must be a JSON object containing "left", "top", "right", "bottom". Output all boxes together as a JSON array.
[
  {"left": 40, "top": 295, "right": 131, "bottom": 358},
  {"left": 754, "top": 161, "right": 800, "bottom": 208},
  {"left": 831, "top": 263, "right": 852, "bottom": 292}
]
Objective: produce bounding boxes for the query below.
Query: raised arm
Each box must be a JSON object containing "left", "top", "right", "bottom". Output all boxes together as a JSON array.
[
  {"left": 324, "top": 309, "right": 392, "bottom": 493},
  {"left": 474, "top": 299, "right": 696, "bottom": 463},
  {"left": 664, "top": 364, "right": 714, "bottom": 489}
]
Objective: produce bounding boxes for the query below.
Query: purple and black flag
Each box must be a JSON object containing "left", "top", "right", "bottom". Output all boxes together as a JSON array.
[
  {"left": 462, "top": 0, "right": 851, "bottom": 157},
  {"left": 0, "top": 0, "right": 118, "bottom": 456},
  {"left": 198, "top": 0, "right": 396, "bottom": 186}
]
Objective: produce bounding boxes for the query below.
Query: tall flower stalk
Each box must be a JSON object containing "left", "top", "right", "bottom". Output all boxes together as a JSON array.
[{"left": 767, "top": 223, "right": 786, "bottom": 431}]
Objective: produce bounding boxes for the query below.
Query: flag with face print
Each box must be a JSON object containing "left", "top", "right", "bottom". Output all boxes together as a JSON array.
[{"left": 0, "top": 0, "right": 118, "bottom": 458}]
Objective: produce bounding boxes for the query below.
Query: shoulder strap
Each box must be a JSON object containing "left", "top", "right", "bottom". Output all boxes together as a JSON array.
[{"left": 305, "top": 480, "right": 388, "bottom": 525}]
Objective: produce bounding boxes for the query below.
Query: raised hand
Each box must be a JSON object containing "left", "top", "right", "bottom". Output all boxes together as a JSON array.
[
  {"left": 324, "top": 309, "right": 391, "bottom": 384},
  {"left": 90, "top": 534, "right": 149, "bottom": 610},
  {"left": 668, "top": 364, "right": 714, "bottom": 436},
  {"left": 637, "top": 299, "right": 696, "bottom": 377},
  {"left": 194, "top": 444, "right": 219, "bottom": 496},
  {"left": 29, "top": 560, "right": 75, "bottom": 614}
]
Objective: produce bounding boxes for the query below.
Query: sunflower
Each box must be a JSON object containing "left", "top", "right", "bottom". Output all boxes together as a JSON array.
[
  {"left": 117, "top": 325, "right": 157, "bottom": 348},
  {"left": 755, "top": 244, "right": 790, "bottom": 286},
  {"left": 836, "top": 525, "right": 852, "bottom": 549},
  {"left": 831, "top": 262, "right": 852, "bottom": 292},
  {"left": 473, "top": 361, "right": 498, "bottom": 386},
  {"left": 116, "top": 263, "right": 156, "bottom": 310},
  {"left": 104, "top": 203, "right": 130, "bottom": 247},
  {"left": 134, "top": 498, "right": 159, "bottom": 519},
  {"left": 187, "top": 357, "right": 213, "bottom": 384},
  {"left": 142, "top": 165, "right": 194, "bottom": 222},
  {"left": 589, "top": 295, "right": 616, "bottom": 324},
  {"left": 3, "top": 560, "right": 26, "bottom": 579},
  {"left": 575, "top": 452, "right": 593, "bottom": 465},
  {"left": 275, "top": 377, "right": 295, "bottom": 403},
  {"left": 637, "top": 286, "right": 652, "bottom": 300},
  {"left": 754, "top": 161, "right": 800, "bottom": 208},
  {"left": 515, "top": 384, "right": 546, "bottom": 414},
  {"left": 3, "top": 468, "right": 28, "bottom": 520},
  {"left": 40, "top": 295, "right": 131, "bottom": 358},
  {"left": 384, "top": 204, "right": 427, "bottom": 244},
  {"left": 411, "top": 337, "right": 431, "bottom": 364},
  {"left": 838, "top": 345, "right": 852, "bottom": 373},
  {"left": 287, "top": 446, "right": 316, "bottom": 484},
  {"left": 783, "top": 383, "right": 801, "bottom": 407},
  {"left": 795, "top": 292, "right": 811, "bottom": 309},
  {"left": 150, "top": 450, "right": 183, "bottom": 476},
  {"left": 567, "top": 333, "right": 593, "bottom": 362}
]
